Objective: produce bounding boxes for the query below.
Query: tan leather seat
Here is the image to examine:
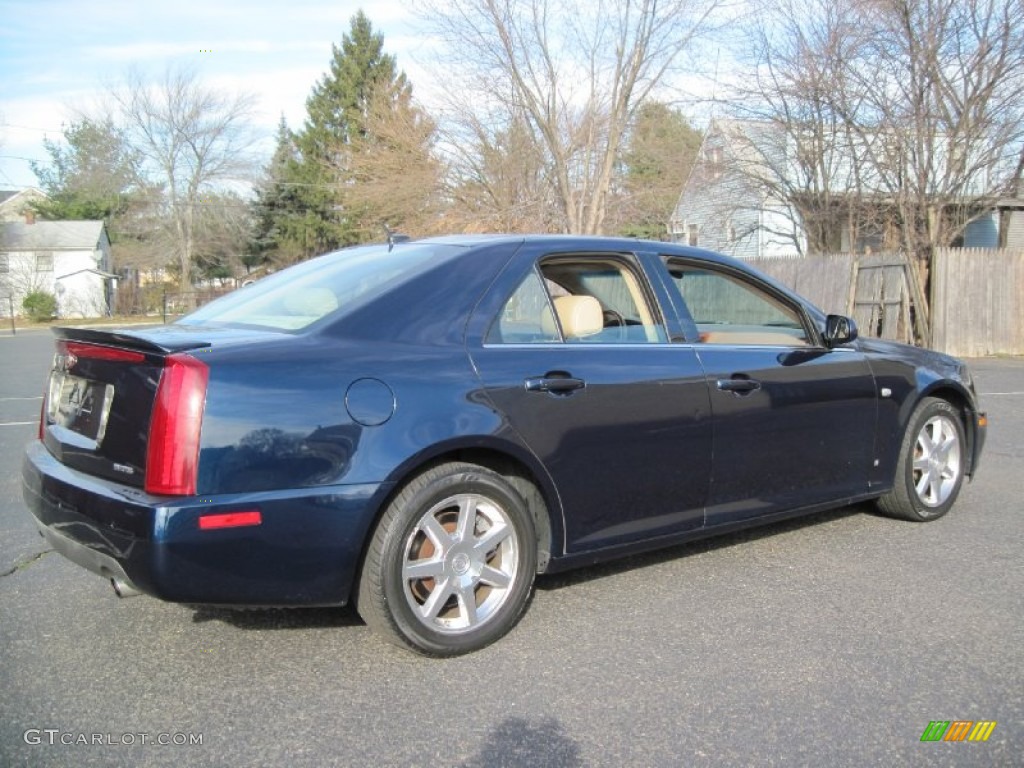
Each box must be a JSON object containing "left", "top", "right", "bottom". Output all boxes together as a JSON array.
[{"left": 549, "top": 295, "right": 603, "bottom": 339}]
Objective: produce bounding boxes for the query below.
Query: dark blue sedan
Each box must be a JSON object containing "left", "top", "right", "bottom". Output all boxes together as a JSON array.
[{"left": 22, "top": 235, "right": 987, "bottom": 655}]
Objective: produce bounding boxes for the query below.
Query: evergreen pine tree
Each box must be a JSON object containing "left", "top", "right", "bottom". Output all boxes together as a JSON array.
[
  {"left": 248, "top": 116, "right": 305, "bottom": 266},
  {"left": 291, "top": 10, "right": 411, "bottom": 251}
]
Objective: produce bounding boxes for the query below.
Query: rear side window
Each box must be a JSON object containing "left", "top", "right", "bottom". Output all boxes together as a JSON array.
[
  {"left": 180, "top": 243, "right": 463, "bottom": 331},
  {"left": 487, "top": 256, "right": 667, "bottom": 344},
  {"left": 487, "top": 269, "right": 560, "bottom": 344}
]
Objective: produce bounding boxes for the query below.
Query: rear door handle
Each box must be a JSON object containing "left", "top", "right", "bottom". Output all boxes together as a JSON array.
[
  {"left": 716, "top": 377, "right": 761, "bottom": 394},
  {"left": 525, "top": 373, "right": 586, "bottom": 394}
]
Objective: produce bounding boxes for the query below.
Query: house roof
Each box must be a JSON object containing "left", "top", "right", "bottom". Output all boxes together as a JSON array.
[
  {"left": 0, "top": 187, "right": 47, "bottom": 206},
  {"left": 1, "top": 220, "right": 106, "bottom": 251}
]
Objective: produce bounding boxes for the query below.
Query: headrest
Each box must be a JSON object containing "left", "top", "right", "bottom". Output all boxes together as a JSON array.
[{"left": 552, "top": 295, "right": 603, "bottom": 339}]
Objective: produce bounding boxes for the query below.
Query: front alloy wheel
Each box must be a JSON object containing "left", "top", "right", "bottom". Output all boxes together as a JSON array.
[
  {"left": 912, "top": 413, "right": 962, "bottom": 508},
  {"left": 877, "top": 397, "right": 966, "bottom": 522},
  {"left": 358, "top": 463, "right": 537, "bottom": 656}
]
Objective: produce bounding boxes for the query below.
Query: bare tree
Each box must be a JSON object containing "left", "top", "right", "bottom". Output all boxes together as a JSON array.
[
  {"left": 441, "top": 106, "right": 561, "bottom": 233},
  {"left": 110, "top": 67, "right": 258, "bottom": 292},
  {"left": 731, "top": 0, "right": 1024, "bottom": 261},
  {"left": 850, "top": 0, "right": 1024, "bottom": 262},
  {"left": 340, "top": 83, "right": 446, "bottom": 239},
  {"left": 421, "top": 0, "right": 722, "bottom": 234}
]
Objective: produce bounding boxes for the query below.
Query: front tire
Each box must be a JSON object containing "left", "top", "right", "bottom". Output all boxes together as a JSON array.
[
  {"left": 357, "top": 462, "right": 537, "bottom": 656},
  {"left": 876, "top": 397, "right": 966, "bottom": 522}
]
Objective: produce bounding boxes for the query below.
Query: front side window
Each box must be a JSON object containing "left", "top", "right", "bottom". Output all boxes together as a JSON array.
[
  {"left": 667, "top": 263, "right": 811, "bottom": 346},
  {"left": 35, "top": 252, "right": 53, "bottom": 272}
]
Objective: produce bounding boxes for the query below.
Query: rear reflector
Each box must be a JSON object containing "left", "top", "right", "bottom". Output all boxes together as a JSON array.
[
  {"left": 198, "top": 510, "right": 262, "bottom": 530},
  {"left": 145, "top": 354, "right": 209, "bottom": 496}
]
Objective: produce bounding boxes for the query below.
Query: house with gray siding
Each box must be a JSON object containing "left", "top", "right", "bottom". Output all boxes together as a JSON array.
[{"left": 669, "top": 120, "right": 803, "bottom": 258}]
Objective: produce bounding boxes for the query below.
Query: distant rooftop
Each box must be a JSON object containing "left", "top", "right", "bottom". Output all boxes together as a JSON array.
[{"left": 1, "top": 220, "right": 106, "bottom": 250}]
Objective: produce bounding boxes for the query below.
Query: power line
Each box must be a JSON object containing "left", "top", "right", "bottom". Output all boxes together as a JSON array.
[{"left": 0, "top": 122, "right": 65, "bottom": 133}]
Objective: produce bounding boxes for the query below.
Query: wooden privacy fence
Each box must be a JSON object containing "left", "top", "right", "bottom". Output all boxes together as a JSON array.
[
  {"left": 932, "top": 248, "right": 1024, "bottom": 357},
  {"left": 747, "top": 249, "right": 1024, "bottom": 357}
]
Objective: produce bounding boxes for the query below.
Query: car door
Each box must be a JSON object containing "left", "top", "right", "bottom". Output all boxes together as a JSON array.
[
  {"left": 658, "top": 257, "right": 879, "bottom": 527},
  {"left": 468, "top": 246, "right": 712, "bottom": 553}
]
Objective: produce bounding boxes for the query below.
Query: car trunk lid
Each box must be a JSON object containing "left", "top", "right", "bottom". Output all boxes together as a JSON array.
[{"left": 42, "top": 327, "right": 214, "bottom": 493}]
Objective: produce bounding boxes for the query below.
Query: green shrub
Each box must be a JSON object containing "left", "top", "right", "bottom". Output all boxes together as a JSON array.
[{"left": 23, "top": 290, "right": 57, "bottom": 322}]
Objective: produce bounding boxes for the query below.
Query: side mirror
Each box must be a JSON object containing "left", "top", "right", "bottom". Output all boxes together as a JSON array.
[{"left": 824, "top": 314, "right": 858, "bottom": 347}]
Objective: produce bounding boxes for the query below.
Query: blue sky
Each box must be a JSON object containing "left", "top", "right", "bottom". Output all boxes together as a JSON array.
[{"left": 0, "top": 0, "right": 436, "bottom": 190}]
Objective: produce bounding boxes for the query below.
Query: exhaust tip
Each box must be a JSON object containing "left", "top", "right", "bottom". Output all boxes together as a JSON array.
[{"left": 110, "top": 577, "right": 140, "bottom": 598}]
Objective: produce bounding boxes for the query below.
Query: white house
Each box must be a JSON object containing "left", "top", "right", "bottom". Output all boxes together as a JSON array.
[{"left": 1, "top": 217, "right": 116, "bottom": 318}]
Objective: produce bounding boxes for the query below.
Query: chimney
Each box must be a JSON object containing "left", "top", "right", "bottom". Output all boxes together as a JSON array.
[{"left": 24, "top": 210, "right": 35, "bottom": 225}]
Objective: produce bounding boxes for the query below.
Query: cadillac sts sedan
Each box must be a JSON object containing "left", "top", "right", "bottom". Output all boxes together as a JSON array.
[{"left": 22, "top": 235, "right": 986, "bottom": 656}]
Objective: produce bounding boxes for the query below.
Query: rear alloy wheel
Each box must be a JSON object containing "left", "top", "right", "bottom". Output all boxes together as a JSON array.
[
  {"left": 357, "top": 462, "right": 536, "bottom": 656},
  {"left": 877, "top": 397, "right": 966, "bottom": 522}
]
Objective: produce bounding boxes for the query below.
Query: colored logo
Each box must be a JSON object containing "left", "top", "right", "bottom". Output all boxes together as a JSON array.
[{"left": 920, "top": 721, "right": 997, "bottom": 742}]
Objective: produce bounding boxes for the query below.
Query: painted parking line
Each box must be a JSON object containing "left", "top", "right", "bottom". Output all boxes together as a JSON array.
[
  {"left": 980, "top": 392, "right": 1024, "bottom": 396},
  {"left": 0, "top": 421, "right": 37, "bottom": 427},
  {"left": 0, "top": 397, "right": 43, "bottom": 401}
]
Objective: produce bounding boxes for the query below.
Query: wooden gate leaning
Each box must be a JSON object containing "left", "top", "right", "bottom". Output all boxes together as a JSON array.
[{"left": 847, "top": 258, "right": 923, "bottom": 345}]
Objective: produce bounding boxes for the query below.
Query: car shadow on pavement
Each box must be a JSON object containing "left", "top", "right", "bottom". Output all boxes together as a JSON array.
[
  {"left": 536, "top": 502, "right": 871, "bottom": 591},
  {"left": 189, "top": 604, "right": 363, "bottom": 630},
  {"left": 459, "top": 715, "right": 584, "bottom": 768}
]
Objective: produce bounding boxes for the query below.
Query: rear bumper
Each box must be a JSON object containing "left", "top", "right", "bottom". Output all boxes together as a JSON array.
[{"left": 22, "top": 441, "right": 389, "bottom": 606}]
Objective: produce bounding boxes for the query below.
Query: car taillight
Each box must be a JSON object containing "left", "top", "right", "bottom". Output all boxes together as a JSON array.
[
  {"left": 145, "top": 353, "right": 209, "bottom": 496},
  {"left": 64, "top": 341, "right": 145, "bottom": 363}
]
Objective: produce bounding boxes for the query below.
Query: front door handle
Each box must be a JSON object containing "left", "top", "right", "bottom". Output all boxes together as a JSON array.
[
  {"left": 716, "top": 377, "right": 761, "bottom": 394},
  {"left": 525, "top": 372, "right": 586, "bottom": 394}
]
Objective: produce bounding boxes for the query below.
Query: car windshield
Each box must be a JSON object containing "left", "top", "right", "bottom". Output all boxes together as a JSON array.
[{"left": 178, "top": 242, "right": 464, "bottom": 331}]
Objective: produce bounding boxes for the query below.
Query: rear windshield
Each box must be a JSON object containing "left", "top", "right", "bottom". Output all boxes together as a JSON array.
[{"left": 178, "top": 243, "right": 464, "bottom": 331}]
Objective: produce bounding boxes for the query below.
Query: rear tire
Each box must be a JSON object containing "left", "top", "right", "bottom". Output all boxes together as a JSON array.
[
  {"left": 876, "top": 397, "right": 965, "bottom": 522},
  {"left": 357, "top": 462, "right": 537, "bottom": 656}
]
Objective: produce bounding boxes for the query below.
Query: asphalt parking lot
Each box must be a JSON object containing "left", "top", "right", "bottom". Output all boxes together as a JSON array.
[{"left": 1, "top": 327, "right": 1021, "bottom": 767}]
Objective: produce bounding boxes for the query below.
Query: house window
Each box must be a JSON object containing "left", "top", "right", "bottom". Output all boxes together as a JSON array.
[
  {"left": 727, "top": 222, "right": 737, "bottom": 244},
  {"left": 708, "top": 146, "right": 724, "bottom": 180},
  {"left": 687, "top": 224, "right": 699, "bottom": 247},
  {"left": 0, "top": 254, "right": 8, "bottom": 274},
  {"left": 35, "top": 252, "right": 54, "bottom": 272}
]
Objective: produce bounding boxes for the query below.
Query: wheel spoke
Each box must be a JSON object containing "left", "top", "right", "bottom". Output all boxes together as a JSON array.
[
  {"left": 403, "top": 558, "right": 444, "bottom": 581},
  {"left": 455, "top": 495, "right": 476, "bottom": 542},
  {"left": 456, "top": 584, "right": 479, "bottom": 626},
  {"left": 915, "top": 469, "right": 935, "bottom": 501},
  {"left": 473, "top": 520, "right": 511, "bottom": 557},
  {"left": 419, "top": 577, "right": 455, "bottom": 620},
  {"left": 479, "top": 564, "right": 512, "bottom": 589},
  {"left": 917, "top": 434, "right": 935, "bottom": 458},
  {"left": 936, "top": 433, "right": 956, "bottom": 458},
  {"left": 421, "top": 515, "right": 452, "bottom": 552}
]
